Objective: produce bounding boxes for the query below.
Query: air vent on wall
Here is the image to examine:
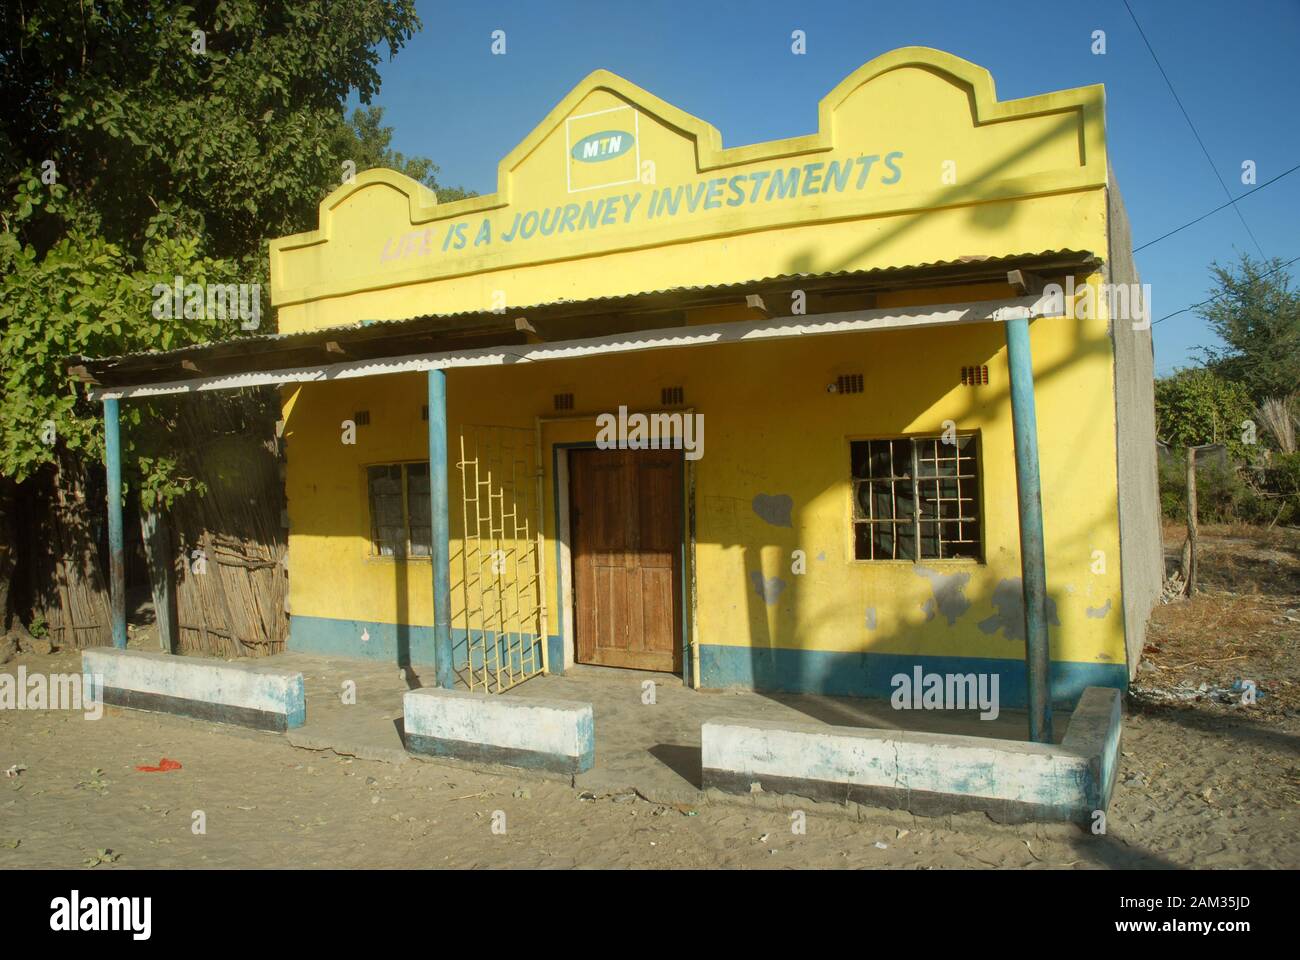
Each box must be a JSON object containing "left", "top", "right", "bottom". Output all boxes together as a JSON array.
[
  {"left": 354, "top": 410, "right": 371, "bottom": 426},
  {"left": 661, "top": 386, "right": 684, "bottom": 406},
  {"left": 554, "top": 392, "right": 574, "bottom": 411},
  {"left": 961, "top": 365, "right": 989, "bottom": 386},
  {"left": 835, "top": 373, "right": 864, "bottom": 395}
]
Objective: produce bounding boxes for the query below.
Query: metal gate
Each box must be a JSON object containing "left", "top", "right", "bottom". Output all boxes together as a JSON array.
[{"left": 454, "top": 425, "right": 548, "bottom": 692}]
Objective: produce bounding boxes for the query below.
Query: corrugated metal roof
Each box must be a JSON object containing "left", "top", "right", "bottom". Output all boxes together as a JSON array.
[{"left": 71, "top": 249, "right": 1097, "bottom": 387}]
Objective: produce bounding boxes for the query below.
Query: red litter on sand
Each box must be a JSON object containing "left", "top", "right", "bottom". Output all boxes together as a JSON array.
[{"left": 136, "top": 758, "right": 182, "bottom": 773}]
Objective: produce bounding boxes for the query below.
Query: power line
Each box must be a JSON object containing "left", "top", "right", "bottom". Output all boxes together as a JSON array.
[
  {"left": 1151, "top": 253, "right": 1300, "bottom": 326},
  {"left": 1134, "top": 161, "right": 1300, "bottom": 253},
  {"left": 1122, "top": 0, "right": 1267, "bottom": 259}
]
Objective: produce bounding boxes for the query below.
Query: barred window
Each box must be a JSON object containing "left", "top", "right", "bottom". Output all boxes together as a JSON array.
[
  {"left": 406, "top": 463, "right": 432, "bottom": 557},
  {"left": 851, "top": 435, "right": 982, "bottom": 561},
  {"left": 366, "top": 462, "right": 431, "bottom": 558}
]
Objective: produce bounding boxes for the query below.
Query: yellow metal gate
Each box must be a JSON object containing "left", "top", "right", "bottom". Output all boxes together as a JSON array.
[{"left": 455, "top": 425, "right": 547, "bottom": 692}]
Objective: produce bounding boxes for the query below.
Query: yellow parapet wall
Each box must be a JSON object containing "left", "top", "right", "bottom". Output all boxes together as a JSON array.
[
  {"left": 270, "top": 46, "right": 1107, "bottom": 328},
  {"left": 274, "top": 47, "right": 1128, "bottom": 705}
]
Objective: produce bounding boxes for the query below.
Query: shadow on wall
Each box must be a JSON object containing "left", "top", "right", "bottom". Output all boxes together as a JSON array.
[
  {"left": 729, "top": 70, "right": 1124, "bottom": 713},
  {"left": 704, "top": 310, "right": 1124, "bottom": 723},
  {"left": 782, "top": 101, "right": 1085, "bottom": 279}
]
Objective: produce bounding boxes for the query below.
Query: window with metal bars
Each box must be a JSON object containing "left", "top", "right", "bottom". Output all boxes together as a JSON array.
[
  {"left": 837, "top": 373, "right": 865, "bottom": 394},
  {"left": 850, "top": 434, "right": 982, "bottom": 561},
  {"left": 366, "top": 462, "right": 431, "bottom": 558}
]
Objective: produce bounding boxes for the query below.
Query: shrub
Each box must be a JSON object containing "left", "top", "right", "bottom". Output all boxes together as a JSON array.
[{"left": 1159, "top": 452, "right": 1274, "bottom": 524}]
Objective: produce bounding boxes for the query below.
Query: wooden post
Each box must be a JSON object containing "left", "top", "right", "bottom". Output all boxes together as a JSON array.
[
  {"left": 140, "top": 497, "right": 178, "bottom": 653},
  {"left": 1182, "top": 446, "right": 1198, "bottom": 597}
]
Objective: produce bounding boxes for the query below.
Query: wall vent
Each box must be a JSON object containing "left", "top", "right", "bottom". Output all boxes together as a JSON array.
[
  {"left": 961, "top": 365, "right": 989, "bottom": 386},
  {"left": 554, "top": 392, "right": 574, "bottom": 411},
  {"left": 661, "top": 385, "right": 685, "bottom": 406},
  {"left": 354, "top": 410, "right": 371, "bottom": 426},
  {"left": 420, "top": 405, "right": 428, "bottom": 421},
  {"left": 835, "top": 373, "right": 865, "bottom": 395}
]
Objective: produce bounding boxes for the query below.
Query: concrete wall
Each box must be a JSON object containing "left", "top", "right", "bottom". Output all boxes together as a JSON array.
[{"left": 1106, "top": 168, "right": 1163, "bottom": 677}]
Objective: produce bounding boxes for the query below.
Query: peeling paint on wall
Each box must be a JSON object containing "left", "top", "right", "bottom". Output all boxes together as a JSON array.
[
  {"left": 751, "top": 493, "right": 793, "bottom": 528},
  {"left": 978, "top": 578, "right": 1061, "bottom": 641},
  {"left": 914, "top": 567, "right": 972, "bottom": 625},
  {"left": 1086, "top": 599, "right": 1113, "bottom": 619},
  {"left": 865, "top": 607, "right": 877, "bottom": 630},
  {"left": 748, "top": 571, "right": 786, "bottom": 605}
]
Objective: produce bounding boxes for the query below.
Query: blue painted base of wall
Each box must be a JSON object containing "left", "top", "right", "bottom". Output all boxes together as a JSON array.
[
  {"left": 288, "top": 618, "right": 1122, "bottom": 709},
  {"left": 289, "top": 615, "right": 563, "bottom": 674},
  {"left": 697, "top": 644, "right": 1127, "bottom": 710}
]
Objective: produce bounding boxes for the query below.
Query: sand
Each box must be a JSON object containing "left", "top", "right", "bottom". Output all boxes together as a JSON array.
[{"left": 1, "top": 646, "right": 1295, "bottom": 869}]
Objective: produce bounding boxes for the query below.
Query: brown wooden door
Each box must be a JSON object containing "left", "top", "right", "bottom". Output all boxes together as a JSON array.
[{"left": 570, "top": 447, "right": 682, "bottom": 672}]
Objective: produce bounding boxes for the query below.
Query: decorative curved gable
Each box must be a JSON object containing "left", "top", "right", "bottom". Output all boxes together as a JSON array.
[{"left": 270, "top": 46, "right": 1107, "bottom": 320}]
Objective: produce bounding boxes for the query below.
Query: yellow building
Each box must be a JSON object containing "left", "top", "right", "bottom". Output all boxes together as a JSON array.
[{"left": 81, "top": 47, "right": 1161, "bottom": 723}]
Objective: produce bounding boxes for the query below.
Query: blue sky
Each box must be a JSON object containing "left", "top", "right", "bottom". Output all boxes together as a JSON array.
[{"left": 359, "top": 0, "right": 1300, "bottom": 376}]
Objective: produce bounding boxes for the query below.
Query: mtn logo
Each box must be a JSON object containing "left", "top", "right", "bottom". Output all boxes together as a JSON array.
[{"left": 571, "top": 130, "right": 635, "bottom": 163}]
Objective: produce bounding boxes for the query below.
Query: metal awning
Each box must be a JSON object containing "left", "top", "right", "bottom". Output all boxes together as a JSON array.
[{"left": 71, "top": 249, "right": 1096, "bottom": 399}]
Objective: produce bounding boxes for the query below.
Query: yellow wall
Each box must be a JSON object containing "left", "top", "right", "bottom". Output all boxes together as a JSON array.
[
  {"left": 270, "top": 47, "right": 1107, "bottom": 331},
  {"left": 282, "top": 279, "right": 1126, "bottom": 671}
]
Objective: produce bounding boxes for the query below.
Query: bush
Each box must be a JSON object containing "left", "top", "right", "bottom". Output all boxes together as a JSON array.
[
  {"left": 1155, "top": 369, "right": 1257, "bottom": 461},
  {"left": 1159, "top": 452, "right": 1273, "bottom": 524},
  {"left": 1260, "top": 452, "right": 1300, "bottom": 525}
]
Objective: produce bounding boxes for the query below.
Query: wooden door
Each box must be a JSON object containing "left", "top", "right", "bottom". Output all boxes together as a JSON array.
[{"left": 570, "top": 447, "right": 683, "bottom": 672}]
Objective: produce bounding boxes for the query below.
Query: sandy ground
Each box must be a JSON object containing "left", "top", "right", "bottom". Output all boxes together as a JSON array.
[
  {"left": 1, "top": 527, "right": 1296, "bottom": 869},
  {"left": 0, "top": 667, "right": 1294, "bottom": 869}
]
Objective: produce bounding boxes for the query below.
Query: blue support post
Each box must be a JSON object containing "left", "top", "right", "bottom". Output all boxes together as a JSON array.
[
  {"left": 104, "top": 398, "right": 127, "bottom": 649},
  {"left": 427, "top": 369, "right": 455, "bottom": 689},
  {"left": 1004, "top": 316, "right": 1053, "bottom": 743}
]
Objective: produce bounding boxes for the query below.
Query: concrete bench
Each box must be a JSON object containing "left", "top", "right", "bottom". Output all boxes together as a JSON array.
[
  {"left": 701, "top": 685, "right": 1121, "bottom": 824},
  {"left": 403, "top": 687, "right": 595, "bottom": 774},
  {"left": 82, "top": 648, "right": 306, "bottom": 732}
]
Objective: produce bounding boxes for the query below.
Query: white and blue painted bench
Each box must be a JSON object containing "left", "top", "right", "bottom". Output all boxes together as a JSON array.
[
  {"left": 403, "top": 687, "right": 595, "bottom": 775},
  {"left": 702, "top": 685, "right": 1121, "bottom": 824},
  {"left": 82, "top": 648, "right": 306, "bottom": 732}
]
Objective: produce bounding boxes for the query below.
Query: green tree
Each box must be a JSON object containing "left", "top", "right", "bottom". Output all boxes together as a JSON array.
[
  {"left": 1155, "top": 368, "right": 1256, "bottom": 461},
  {"left": 0, "top": 0, "right": 426, "bottom": 635},
  {"left": 2, "top": 0, "right": 421, "bottom": 261},
  {"left": 1199, "top": 254, "right": 1300, "bottom": 401},
  {"left": 334, "top": 106, "right": 476, "bottom": 202}
]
